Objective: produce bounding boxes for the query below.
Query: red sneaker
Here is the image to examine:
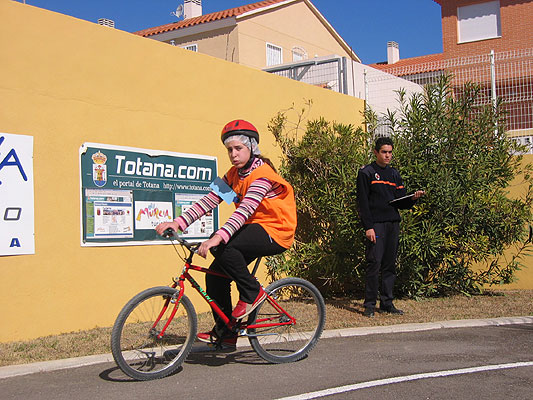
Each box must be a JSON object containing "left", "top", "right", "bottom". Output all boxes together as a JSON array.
[
  {"left": 231, "top": 288, "right": 267, "bottom": 320},
  {"left": 197, "top": 331, "right": 237, "bottom": 347}
]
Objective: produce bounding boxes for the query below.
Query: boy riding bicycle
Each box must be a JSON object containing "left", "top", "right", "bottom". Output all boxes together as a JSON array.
[{"left": 156, "top": 119, "right": 297, "bottom": 347}]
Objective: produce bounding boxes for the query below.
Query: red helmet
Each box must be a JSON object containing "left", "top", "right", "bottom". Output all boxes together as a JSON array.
[{"left": 221, "top": 119, "right": 259, "bottom": 143}]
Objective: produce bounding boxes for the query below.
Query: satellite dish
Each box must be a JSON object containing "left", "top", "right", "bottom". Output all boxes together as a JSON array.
[{"left": 171, "top": 4, "right": 184, "bottom": 19}]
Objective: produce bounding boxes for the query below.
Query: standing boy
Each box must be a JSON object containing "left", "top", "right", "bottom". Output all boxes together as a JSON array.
[{"left": 356, "top": 137, "right": 424, "bottom": 317}]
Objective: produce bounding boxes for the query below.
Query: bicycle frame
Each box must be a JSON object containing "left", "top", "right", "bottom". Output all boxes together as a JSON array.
[
  {"left": 153, "top": 240, "right": 296, "bottom": 339},
  {"left": 111, "top": 230, "right": 326, "bottom": 380}
]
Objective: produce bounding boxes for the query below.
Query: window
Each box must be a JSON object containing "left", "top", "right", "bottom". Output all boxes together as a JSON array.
[
  {"left": 457, "top": 1, "right": 501, "bottom": 43},
  {"left": 292, "top": 46, "right": 307, "bottom": 62},
  {"left": 182, "top": 44, "right": 198, "bottom": 52},
  {"left": 266, "top": 43, "right": 283, "bottom": 66}
]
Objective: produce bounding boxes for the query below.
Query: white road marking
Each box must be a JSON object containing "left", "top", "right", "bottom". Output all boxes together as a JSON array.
[{"left": 275, "top": 361, "right": 533, "bottom": 400}]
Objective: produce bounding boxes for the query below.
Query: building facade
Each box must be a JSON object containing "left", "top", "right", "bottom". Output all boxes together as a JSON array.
[
  {"left": 438, "top": 0, "right": 533, "bottom": 59},
  {"left": 134, "top": 0, "right": 360, "bottom": 70},
  {"left": 370, "top": 0, "right": 533, "bottom": 140}
]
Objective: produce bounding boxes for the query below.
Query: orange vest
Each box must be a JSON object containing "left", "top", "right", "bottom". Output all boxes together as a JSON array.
[{"left": 226, "top": 163, "right": 297, "bottom": 248}]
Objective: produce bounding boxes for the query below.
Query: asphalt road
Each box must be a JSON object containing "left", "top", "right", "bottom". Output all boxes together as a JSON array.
[{"left": 1, "top": 318, "right": 532, "bottom": 400}]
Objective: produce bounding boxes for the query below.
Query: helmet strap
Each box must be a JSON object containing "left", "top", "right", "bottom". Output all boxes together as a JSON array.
[{"left": 241, "top": 154, "right": 255, "bottom": 171}]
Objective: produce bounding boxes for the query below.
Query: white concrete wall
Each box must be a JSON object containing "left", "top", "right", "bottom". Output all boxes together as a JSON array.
[{"left": 347, "top": 62, "right": 424, "bottom": 116}]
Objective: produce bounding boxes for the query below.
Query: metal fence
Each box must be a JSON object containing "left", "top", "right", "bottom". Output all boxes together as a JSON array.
[
  {"left": 265, "top": 49, "right": 533, "bottom": 149},
  {"left": 264, "top": 56, "right": 349, "bottom": 95},
  {"left": 263, "top": 49, "right": 533, "bottom": 151},
  {"left": 369, "top": 48, "right": 533, "bottom": 150}
]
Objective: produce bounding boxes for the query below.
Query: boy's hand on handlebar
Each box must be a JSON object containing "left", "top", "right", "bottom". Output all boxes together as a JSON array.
[
  {"left": 155, "top": 221, "right": 180, "bottom": 237},
  {"left": 198, "top": 234, "right": 223, "bottom": 258}
]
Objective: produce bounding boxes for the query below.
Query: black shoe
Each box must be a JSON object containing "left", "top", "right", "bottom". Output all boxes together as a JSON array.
[
  {"left": 378, "top": 304, "right": 404, "bottom": 315},
  {"left": 363, "top": 307, "right": 375, "bottom": 318}
]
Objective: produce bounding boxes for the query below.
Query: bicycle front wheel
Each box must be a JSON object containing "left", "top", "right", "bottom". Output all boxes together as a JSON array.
[
  {"left": 247, "top": 277, "right": 326, "bottom": 363},
  {"left": 111, "top": 286, "right": 197, "bottom": 380}
]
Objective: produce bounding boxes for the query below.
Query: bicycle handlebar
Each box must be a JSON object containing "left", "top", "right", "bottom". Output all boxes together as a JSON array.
[
  {"left": 162, "top": 228, "right": 260, "bottom": 278},
  {"left": 162, "top": 228, "right": 202, "bottom": 251}
]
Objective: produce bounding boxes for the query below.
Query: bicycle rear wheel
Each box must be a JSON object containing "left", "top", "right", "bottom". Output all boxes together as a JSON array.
[
  {"left": 111, "top": 286, "right": 197, "bottom": 380},
  {"left": 247, "top": 277, "right": 326, "bottom": 363}
]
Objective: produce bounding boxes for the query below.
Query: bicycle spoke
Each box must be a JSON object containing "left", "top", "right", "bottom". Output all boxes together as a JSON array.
[
  {"left": 247, "top": 278, "right": 325, "bottom": 363},
  {"left": 111, "top": 287, "right": 197, "bottom": 380}
]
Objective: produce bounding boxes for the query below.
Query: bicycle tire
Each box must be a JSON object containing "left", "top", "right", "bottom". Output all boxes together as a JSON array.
[
  {"left": 247, "top": 277, "right": 326, "bottom": 363},
  {"left": 111, "top": 286, "right": 197, "bottom": 380}
]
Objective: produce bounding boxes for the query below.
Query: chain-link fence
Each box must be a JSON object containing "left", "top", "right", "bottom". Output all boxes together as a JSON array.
[
  {"left": 366, "top": 48, "right": 533, "bottom": 150},
  {"left": 263, "top": 49, "right": 533, "bottom": 151},
  {"left": 263, "top": 55, "right": 425, "bottom": 138},
  {"left": 264, "top": 56, "right": 349, "bottom": 95}
]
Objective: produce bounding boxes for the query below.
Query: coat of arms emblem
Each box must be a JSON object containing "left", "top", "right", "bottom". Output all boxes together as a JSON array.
[{"left": 92, "top": 151, "right": 107, "bottom": 187}]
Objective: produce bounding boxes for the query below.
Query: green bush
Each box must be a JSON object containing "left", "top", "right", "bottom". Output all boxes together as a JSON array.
[
  {"left": 267, "top": 75, "right": 533, "bottom": 298},
  {"left": 387, "top": 76, "right": 533, "bottom": 297},
  {"left": 266, "top": 108, "right": 372, "bottom": 295}
]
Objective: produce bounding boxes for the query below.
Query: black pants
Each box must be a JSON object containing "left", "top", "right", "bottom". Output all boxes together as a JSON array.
[
  {"left": 364, "top": 221, "right": 400, "bottom": 309},
  {"left": 208, "top": 223, "right": 286, "bottom": 328}
]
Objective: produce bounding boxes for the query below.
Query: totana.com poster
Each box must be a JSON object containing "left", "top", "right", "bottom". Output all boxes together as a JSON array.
[{"left": 80, "top": 143, "right": 218, "bottom": 246}]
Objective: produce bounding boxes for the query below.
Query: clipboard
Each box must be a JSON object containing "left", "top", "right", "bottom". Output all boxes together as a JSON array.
[{"left": 389, "top": 193, "right": 415, "bottom": 208}]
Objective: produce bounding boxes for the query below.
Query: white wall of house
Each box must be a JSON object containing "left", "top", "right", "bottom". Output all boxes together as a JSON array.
[{"left": 348, "top": 62, "right": 424, "bottom": 117}]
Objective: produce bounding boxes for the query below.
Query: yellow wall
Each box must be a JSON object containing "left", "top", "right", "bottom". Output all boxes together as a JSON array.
[
  {"left": 0, "top": 0, "right": 364, "bottom": 342},
  {"left": 502, "top": 155, "right": 533, "bottom": 289}
]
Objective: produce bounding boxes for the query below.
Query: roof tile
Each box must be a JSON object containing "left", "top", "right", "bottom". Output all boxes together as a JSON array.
[
  {"left": 135, "top": 0, "right": 291, "bottom": 37},
  {"left": 369, "top": 53, "right": 445, "bottom": 75}
]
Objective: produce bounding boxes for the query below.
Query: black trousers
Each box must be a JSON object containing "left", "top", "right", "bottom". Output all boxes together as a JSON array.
[
  {"left": 363, "top": 221, "right": 400, "bottom": 309},
  {"left": 208, "top": 223, "right": 285, "bottom": 328}
]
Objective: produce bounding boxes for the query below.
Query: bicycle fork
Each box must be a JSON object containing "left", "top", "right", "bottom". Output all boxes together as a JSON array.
[{"left": 152, "top": 280, "right": 185, "bottom": 339}]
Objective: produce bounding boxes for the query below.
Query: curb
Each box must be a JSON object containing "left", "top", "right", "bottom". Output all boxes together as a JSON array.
[
  {"left": 1, "top": 315, "right": 532, "bottom": 380},
  {"left": 321, "top": 315, "right": 533, "bottom": 338}
]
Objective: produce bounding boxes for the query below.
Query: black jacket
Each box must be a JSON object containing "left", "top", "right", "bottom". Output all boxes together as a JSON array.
[{"left": 356, "top": 162, "right": 414, "bottom": 231}]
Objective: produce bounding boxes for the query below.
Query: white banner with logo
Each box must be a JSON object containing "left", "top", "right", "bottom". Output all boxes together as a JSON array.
[{"left": 0, "top": 133, "right": 35, "bottom": 256}]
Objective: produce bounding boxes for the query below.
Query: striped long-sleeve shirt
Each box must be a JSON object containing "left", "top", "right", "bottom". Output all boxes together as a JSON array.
[{"left": 175, "top": 158, "right": 282, "bottom": 243}]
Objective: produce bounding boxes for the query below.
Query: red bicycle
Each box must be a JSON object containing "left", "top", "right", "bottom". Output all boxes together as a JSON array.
[{"left": 110, "top": 230, "right": 326, "bottom": 380}]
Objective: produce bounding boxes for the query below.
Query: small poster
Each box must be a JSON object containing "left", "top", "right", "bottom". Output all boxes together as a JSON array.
[
  {"left": 134, "top": 201, "right": 173, "bottom": 230},
  {"left": 85, "top": 189, "right": 134, "bottom": 239},
  {"left": 175, "top": 193, "right": 214, "bottom": 238}
]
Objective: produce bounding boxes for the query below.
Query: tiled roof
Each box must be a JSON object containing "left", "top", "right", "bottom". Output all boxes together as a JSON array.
[
  {"left": 369, "top": 53, "right": 445, "bottom": 76},
  {"left": 135, "top": 0, "right": 293, "bottom": 37}
]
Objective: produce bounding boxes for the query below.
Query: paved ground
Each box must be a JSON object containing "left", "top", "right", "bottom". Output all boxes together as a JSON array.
[{"left": 1, "top": 316, "right": 532, "bottom": 399}]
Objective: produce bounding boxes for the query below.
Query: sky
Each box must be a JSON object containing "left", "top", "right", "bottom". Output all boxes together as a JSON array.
[{"left": 15, "top": 0, "right": 443, "bottom": 64}]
